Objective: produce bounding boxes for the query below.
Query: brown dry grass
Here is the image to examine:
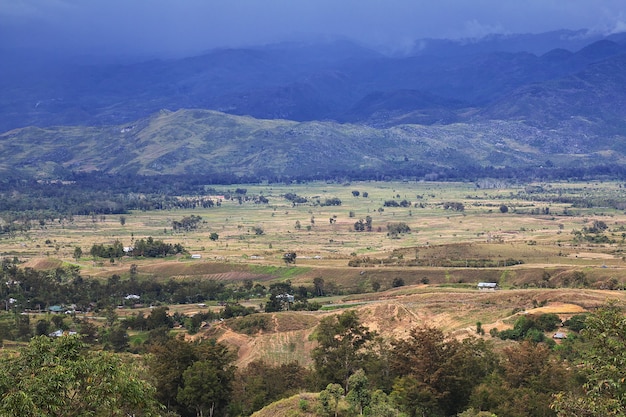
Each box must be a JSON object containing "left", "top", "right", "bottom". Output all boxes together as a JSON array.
[{"left": 200, "top": 285, "right": 626, "bottom": 367}]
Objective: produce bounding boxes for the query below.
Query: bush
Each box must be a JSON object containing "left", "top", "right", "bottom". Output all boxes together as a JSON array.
[
  {"left": 387, "top": 222, "right": 411, "bottom": 237},
  {"left": 563, "top": 314, "right": 587, "bottom": 332},
  {"left": 227, "top": 315, "right": 269, "bottom": 335},
  {"left": 392, "top": 277, "right": 405, "bottom": 287},
  {"left": 299, "top": 399, "right": 309, "bottom": 411},
  {"left": 321, "top": 197, "right": 342, "bottom": 206}
]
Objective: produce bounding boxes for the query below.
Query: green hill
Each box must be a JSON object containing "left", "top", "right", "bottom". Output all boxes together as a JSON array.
[{"left": 2, "top": 108, "right": 624, "bottom": 180}]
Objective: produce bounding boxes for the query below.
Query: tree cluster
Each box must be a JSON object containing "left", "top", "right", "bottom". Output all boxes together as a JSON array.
[
  {"left": 0, "top": 262, "right": 261, "bottom": 319},
  {"left": 172, "top": 214, "right": 204, "bottom": 232},
  {"left": 90, "top": 239, "right": 125, "bottom": 259},
  {"left": 307, "top": 306, "right": 626, "bottom": 417},
  {"left": 384, "top": 199, "right": 411, "bottom": 208},
  {"left": 2, "top": 290, "right": 626, "bottom": 417},
  {"left": 353, "top": 216, "right": 373, "bottom": 232},
  {"left": 131, "top": 237, "right": 187, "bottom": 257},
  {"left": 284, "top": 192, "right": 308, "bottom": 204},
  {"left": 387, "top": 222, "right": 411, "bottom": 237},
  {"left": 149, "top": 335, "right": 236, "bottom": 417},
  {"left": 320, "top": 197, "right": 342, "bottom": 207},
  {"left": 443, "top": 201, "right": 465, "bottom": 211}
]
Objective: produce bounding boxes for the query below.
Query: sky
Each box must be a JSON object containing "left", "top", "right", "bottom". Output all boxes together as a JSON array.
[{"left": 1, "top": 0, "right": 625, "bottom": 58}]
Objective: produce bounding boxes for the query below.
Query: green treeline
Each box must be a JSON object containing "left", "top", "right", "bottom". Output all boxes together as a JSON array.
[
  {"left": 0, "top": 259, "right": 244, "bottom": 315},
  {"left": 4, "top": 167, "right": 626, "bottom": 225}
]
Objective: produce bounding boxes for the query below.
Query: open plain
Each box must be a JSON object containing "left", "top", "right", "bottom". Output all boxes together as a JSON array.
[{"left": 2, "top": 180, "right": 625, "bottom": 365}]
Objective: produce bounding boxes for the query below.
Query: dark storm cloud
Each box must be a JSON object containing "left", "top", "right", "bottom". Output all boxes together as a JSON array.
[{"left": 1, "top": 0, "right": 625, "bottom": 57}]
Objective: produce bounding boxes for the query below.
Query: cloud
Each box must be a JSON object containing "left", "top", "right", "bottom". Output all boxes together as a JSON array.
[
  {"left": 462, "top": 20, "right": 507, "bottom": 39},
  {"left": 609, "top": 19, "right": 626, "bottom": 34},
  {"left": 1, "top": 0, "right": 625, "bottom": 57}
]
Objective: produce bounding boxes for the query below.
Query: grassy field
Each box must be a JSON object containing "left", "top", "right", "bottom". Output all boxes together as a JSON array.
[
  {"left": 3, "top": 180, "right": 626, "bottom": 364},
  {"left": 3, "top": 180, "right": 625, "bottom": 279}
]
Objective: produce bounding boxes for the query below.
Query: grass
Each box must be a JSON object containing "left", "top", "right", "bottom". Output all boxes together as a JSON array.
[
  {"left": 320, "top": 303, "right": 365, "bottom": 311},
  {"left": 6, "top": 179, "right": 626, "bottom": 293}
]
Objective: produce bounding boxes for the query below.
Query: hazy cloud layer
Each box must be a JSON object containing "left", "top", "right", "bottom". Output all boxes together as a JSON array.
[{"left": 1, "top": 0, "right": 625, "bottom": 57}]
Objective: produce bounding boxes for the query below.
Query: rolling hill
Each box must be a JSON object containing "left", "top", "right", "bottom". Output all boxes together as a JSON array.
[{"left": 3, "top": 107, "right": 624, "bottom": 180}]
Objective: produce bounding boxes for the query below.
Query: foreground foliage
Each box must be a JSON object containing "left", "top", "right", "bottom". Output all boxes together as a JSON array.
[
  {"left": 0, "top": 335, "right": 160, "bottom": 417},
  {"left": 552, "top": 302, "right": 626, "bottom": 416}
]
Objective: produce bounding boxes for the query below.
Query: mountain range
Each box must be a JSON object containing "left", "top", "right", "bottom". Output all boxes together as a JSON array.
[{"left": 1, "top": 29, "right": 626, "bottom": 180}]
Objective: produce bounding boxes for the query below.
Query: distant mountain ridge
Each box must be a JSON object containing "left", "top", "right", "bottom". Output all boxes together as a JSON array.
[
  {"left": 1, "top": 30, "right": 626, "bottom": 180},
  {"left": 1, "top": 30, "right": 625, "bottom": 131}
]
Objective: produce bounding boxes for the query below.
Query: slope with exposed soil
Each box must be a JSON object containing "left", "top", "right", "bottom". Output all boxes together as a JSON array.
[{"left": 209, "top": 285, "right": 623, "bottom": 367}]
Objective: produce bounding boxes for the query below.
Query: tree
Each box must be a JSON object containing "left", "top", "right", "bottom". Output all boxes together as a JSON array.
[
  {"left": 314, "top": 277, "right": 325, "bottom": 296},
  {"left": 73, "top": 246, "right": 82, "bottom": 261},
  {"left": 35, "top": 319, "right": 50, "bottom": 336},
  {"left": 319, "top": 383, "right": 344, "bottom": 417},
  {"left": 283, "top": 252, "right": 297, "bottom": 264},
  {"left": 230, "top": 360, "right": 312, "bottom": 416},
  {"left": 499, "top": 204, "right": 509, "bottom": 213},
  {"left": 392, "top": 277, "right": 405, "bottom": 287},
  {"left": 352, "top": 191, "right": 360, "bottom": 197},
  {"left": 366, "top": 390, "right": 403, "bottom": 417},
  {"left": 149, "top": 336, "right": 235, "bottom": 415},
  {"left": 105, "top": 326, "right": 129, "bottom": 352},
  {"left": 177, "top": 359, "right": 232, "bottom": 417},
  {"left": 458, "top": 410, "right": 498, "bottom": 417},
  {"left": 172, "top": 215, "right": 203, "bottom": 232},
  {"left": 472, "top": 341, "right": 569, "bottom": 417},
  {"left": 209, "top": 232, "right": 219, "bottom": 241},
  {"left": 146, "top": 306, "right": 174, "bottom": 330},
  {"left": 387, "top": 222, "right": 411, "bottom": 238},
  {"left": 119, "top": 215, "right": 126, "bottom": 226},
  {"left": 346, "top": 369, "right": 371, "bottom": 415},
  {"left": 51, "top": 314, "right": 66, "bottom": 330},
  {"left": 312, "top": 310, "right": 375, "bottom": 390},
  {"left": 149, "top": 335, "right": 199, "bottom": 411},
  {"left": 390, "top": 326, "right": 496, "bottom": 416},
  {"left": 0, "top": 335, "right": 160, "bottom": 416},
  {"left": 552, "top": 302, "right": 626, "bottom": 416}
]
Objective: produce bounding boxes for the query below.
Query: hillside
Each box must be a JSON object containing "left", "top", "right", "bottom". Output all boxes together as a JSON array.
[
  {"left": 3, "top": 107, "right": 626, "bottom": 180},
  {"left": 480, "top": 50, "right": 626, "bottom": 143},
  {"left": 207, "top": 286, "right": 621, "bottom": 368}
]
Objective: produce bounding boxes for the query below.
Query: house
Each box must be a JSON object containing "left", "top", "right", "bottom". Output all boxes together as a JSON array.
[
  {"left": 191, "top": 254, "right": 202, "bottom": 259},
  {"left": 553, "top": 332, "right": 567, "bottom": 339},
  {"left": 276, "top": 294, "right": 295, "bottom": 303},
  {"left": 49, "top": 329, "right": 78, "bottom": 337},
  {"left": 477, "top": 282, "right": 499, "bottom": 290}
]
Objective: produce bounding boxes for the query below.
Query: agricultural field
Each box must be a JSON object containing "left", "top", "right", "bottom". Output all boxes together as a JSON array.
[
  {"left": 3, "top": 180, "right": 626, "bottom": 323},
  {"left": 3, "top": 179, "right": 626, "bottom": 416},
  {"left": 4, "top": 179, "right": 626, "bottom": 274},
  {"left": 2, "top": 180, "right": 626, "bottom": 349}
]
